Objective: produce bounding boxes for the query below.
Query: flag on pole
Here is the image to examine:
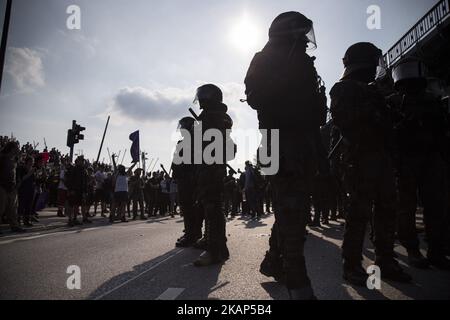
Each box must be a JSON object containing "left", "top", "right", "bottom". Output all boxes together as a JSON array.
[{"left": 129, "top": 130, "right": 140, "bottom": 163}]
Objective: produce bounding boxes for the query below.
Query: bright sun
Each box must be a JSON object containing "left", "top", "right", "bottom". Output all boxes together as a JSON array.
[{"left": 229, "top": 15, "right": 264, "bottom": 53}]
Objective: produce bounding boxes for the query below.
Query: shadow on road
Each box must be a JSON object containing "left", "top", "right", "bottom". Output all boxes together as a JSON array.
[
  {"left": 260, "top": 227, "right": 392, "bottom": 300},
  {"left": 87, "top": 247, "right": 224, "bottom": 300},
  {"left": 244, "top": 219, "right": 268, "bottom": 229}
]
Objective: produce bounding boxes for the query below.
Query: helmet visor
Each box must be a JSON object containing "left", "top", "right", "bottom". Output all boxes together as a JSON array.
[
  {"left": 342, "top": 54, "right": 385, "bottom": 80},
  {"left": 305, "top": 25, "right": 316, "bottom": 51},
  {"left": 193, "top": 89, "right": 200, "bottom": 105},
  {"left": 291, "top": 24, "right": 316, "bottom": 50}
]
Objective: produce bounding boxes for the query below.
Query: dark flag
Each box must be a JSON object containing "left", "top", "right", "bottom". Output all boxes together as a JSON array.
[{"left": 129, "top": 130, "right": 140, "bottom": 163}]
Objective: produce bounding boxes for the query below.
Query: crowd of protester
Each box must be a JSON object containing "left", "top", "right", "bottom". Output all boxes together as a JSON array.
[{"left": 0, "top": 136, "right": 269, "bottom": 232}]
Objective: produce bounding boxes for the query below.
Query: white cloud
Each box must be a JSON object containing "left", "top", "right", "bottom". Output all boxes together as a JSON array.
[
  {"left": 5, "top": 47, "right": 45, "bottom": 93},
  {"left": 109, "top": 82, "right": 249, "bottom": 123},
  {"left": 107, "top": 82, "right": 259, "bottom": 169},
  {"left": 110, "top": 86, "right": 192, "bottom": 122}
]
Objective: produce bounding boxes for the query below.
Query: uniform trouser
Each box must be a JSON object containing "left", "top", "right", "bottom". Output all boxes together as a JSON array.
[
  {"left": 270, "top": 175, "right": 311, "bottom": 290},
  {"left": 178, "top": 181, "right": 202, "bottom": 241},
  {"left": 397, "top": 153, "right": 448, "bottom": 257},
  {"left": 267, "top": 221, "right": 281, "bottom": 257},
  {"left": 342, "top": 151, "right": 397, "bottom": 265},
  {"left": 197, "top": 165, "right": 228, "bottom": 259},
  {"left": 0, "top": 187, "right": 19, "bottom": 228},
  {"left": 202, "top": 199, "right": 228, "bottom": 260}
]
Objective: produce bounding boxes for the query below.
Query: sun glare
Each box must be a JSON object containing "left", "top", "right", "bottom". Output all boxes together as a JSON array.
[{"left": 229, "top": 14, "right": 264, "bottom": 53}]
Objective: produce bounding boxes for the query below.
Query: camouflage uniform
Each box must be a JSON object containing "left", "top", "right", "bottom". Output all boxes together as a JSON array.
[
  {"left": 388, "top": 88, "right": 449, "bottom": 268},
  {"left": 172, "top": 121, "right": 203, "bottom": 246},
  {"left": 245, "top": 12, "right": 328, "bottom": 298},
  {"left": 330, "top": 43, "right": 410, "bottom": 284},
  {"left": 194, "top": 93, "right": 235, "bottom": 266}
]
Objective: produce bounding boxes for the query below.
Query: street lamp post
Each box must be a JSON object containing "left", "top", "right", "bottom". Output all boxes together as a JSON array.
[{"left": 0, "top": 0, "right": 12, "bottom": 94}]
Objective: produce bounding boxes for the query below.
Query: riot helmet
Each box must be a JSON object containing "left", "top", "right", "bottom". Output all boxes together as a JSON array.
[
  {"left": 342, "top": 42, "right": 385, "bottom": 80},
  {"left": 177, "top": 116, "right": 196, "bottom": 133},
  {"left": 392, "top": 58, "right": 428, "bottom": 90},
  {"left": 269, "top": 11, "right": 316, "bottom": 50},
  {"left": 193, "top": 84, "right": 223, "bottom": 109}
]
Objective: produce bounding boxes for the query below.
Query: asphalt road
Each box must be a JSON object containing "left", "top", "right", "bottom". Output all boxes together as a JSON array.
[{"left": 0, "top": 208, "right": 449, "bottom": 300}]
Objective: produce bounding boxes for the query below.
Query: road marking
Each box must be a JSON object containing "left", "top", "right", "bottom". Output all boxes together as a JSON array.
[
  {"left": 156, "top": 288, "right": 185, "bottom": 300},
  {"left": 0, "top": 233, "right": 53, "bottom": 244},
  {"left": 93, "top": 248, "right": 185, "bottom": 300},
  {"left": 0, "top": 227, "right": 107, "bottom": 245}
]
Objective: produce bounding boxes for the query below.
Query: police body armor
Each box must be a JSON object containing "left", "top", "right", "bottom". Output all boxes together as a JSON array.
[
  {"left": 244, "top": 37, "right": 327, "bottom": 294},
  {"left": 195, "top": 101, "right": 235, "bottom": 262}
]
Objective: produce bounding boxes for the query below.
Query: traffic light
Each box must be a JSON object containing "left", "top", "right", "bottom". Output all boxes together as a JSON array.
[
  {"left": 67, "top": 120, "right": 86, "bottom": 162},
  {"left": 72, "top": 120, "right": 86, "bottom": 144}
]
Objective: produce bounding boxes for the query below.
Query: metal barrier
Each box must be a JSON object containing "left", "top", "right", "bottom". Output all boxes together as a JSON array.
[{"left": 384, "top": 0, "right": 450, "bottom": 68}]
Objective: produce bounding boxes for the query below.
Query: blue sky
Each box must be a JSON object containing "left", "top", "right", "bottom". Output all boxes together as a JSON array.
[{"left": 0, "top": 0, "right": 437, "bottom": 169}]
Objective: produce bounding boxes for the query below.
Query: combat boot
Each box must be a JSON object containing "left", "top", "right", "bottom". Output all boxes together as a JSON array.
[
  {"left": 193, "top": 251, "right": 224, "bottom": 267},
  {"left": 376, "top": 258, "right": 412, "bottom": 283},
  {"left": 343, "top": 262, "right": 368, "bottom": 286},
  {"left": 260, "top": 251, "right": 285, "bottom": 283},
  {"left": 176, "top": 235, "right": 198, "bottom": 248},
  {"left": 407, "top": 249, "right": 430, "bottom": 269}
]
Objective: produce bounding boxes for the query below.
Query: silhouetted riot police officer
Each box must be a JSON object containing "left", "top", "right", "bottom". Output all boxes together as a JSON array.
[
  {"left": 330, "top": 42, "right": 411, "bottom": 286},
  {"left": 172, "top": 117, "right": 203, "bottom": 248},
  {"left": 388, "top": 58, "right": 450, "bottom": 270},
  {"left": 192, "top": 84, "right": 235, "bottom": 267},
  {"left": 245, "top": 12, "right": 328, "bottom": 299}
]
